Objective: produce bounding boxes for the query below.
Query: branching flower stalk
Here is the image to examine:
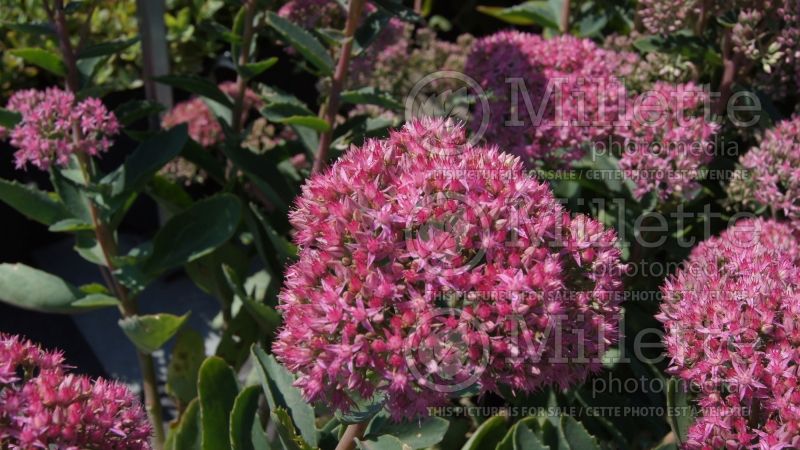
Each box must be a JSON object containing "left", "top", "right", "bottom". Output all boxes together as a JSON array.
[
  {"left": 42, "top": 0, "right": 166, "bottom": 447},
  {"left": 312, "top": 0, "right": 366, "bottom": 174},
  {"left": 232, "top": 0, "right": 257, "bottom": 134}
]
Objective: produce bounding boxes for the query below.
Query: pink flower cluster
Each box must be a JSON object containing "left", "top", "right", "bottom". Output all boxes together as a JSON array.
[
  {"left": 273, "top": 118, "right": 624, "bottom": 419},
  {"left": 465, "top": 31, "right": 627, "bottom": 166},
  {"left": 618, "top": 82, "right": 718, "bottom": 201},
  {"left": 0, "top": 333, "right": 151, "bottom": 449},
  {"left": 161, "top": 81, "right": 262, "bottom": 148},
  {"left": 728, "top": 116, "right": 800, "bottom": 221},
  {"left": 659, "top": 218, "right": 800, "bottom": 449},
  {"left": 1, "top": 88, "right": 119, "bottom": 171},
  {"left": 637, "top": 0, "right": 700, "bottom": 35}
]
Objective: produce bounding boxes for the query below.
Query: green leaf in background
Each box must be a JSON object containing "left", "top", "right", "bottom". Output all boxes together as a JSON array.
[
  {"left": 143, "top": 194, "right": 242, "bottom": 274},
  {"left": 198, "top": 356, "right": 240, "bottom": 450},
  {"left": 114, "top": 100, "right": 166, "bottom": 127},
  {"left": 0, "top": 263, "right": 114, "bottom": 314},
  {"left": 239, "top": 57, "right": 279, "bottom": 78},
  {"left": 364, "top": 416, "right": 449, "bottom": 449},
  {"left": 252, "top": 346, "right": 318, "bottom": 447},
  {"left": 167, "top": 329, "right": 206, "bottom": 407},
  {"left": 173, "top": 398, "right": 202, "bottom": 450},
  {"left": 271, "top": 408, "right": 314, "bottom": 450},
  {"left": 666, "top": 378, "right": 693, "bottom": 445},
  {"left": 370, "top": 0, "right": 424, "bottom": 24},
  {"left": 119, "top": 313, "right": 190, "bottom": 354},
  {"left": 341, "top": 87, "right": 402, "bottom": 111},
  {"left": 274, "top": 115, "right": 331, "bottom": 132},
  {"left": 514, "top": 422, "right": 549, "bottom": 450},
  {"left": 560, "top": 416, "right": 600, "bottom": 450},
  {"left": 48, "top": 218, "right": 93, "bottom": 232},
  {"left": 105, "top": 125, "right": 189, "bottom": 197},
  {"left": 222, "top": 265, "right": 281, "bottom": 335},
  {"left": 460, "top": 416, "right": 507, "bottom": 450},
  {"left": 0, "top": 108, "right": 22, "bottom": 128},
  {"left": 0, "top": 179, "right": 70, "bottom": 226},
  {"left": 1, "top": 22, "right": 56, "bottom": 36},
  {"left": 356, "top": 435, "right": 407, "bottom": 450},
  {"left": 476, "top": 2, "right": 559, "bottom": 29},
  {"left": 70, "top": 294, "right": 119, "bottom": 308},
  {"left": 265, "top": 12, "right": 334, "bottom": 75},
  {"left": 77, "top": 37, "right": 140, "bottom": 59},
  {"left": 220, "top": 145, "right": 294, "bottom": 214},
  {"left": 9, "top": 48, "right": 67, "bottom": 77},
  {"left": 156, "top": 75, "right": 235, "bottom": 108},
  {"left": 229, "top": 385, "right": 263, "bottom": 450}
]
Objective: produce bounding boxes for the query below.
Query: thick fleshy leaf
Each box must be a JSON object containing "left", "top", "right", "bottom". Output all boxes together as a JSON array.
[
  {"left": 364, "top": 416, "right": 449, "bottom": 449},
  {"left": 156, "top": 75, "right": 234, "bottom": 108},
  {"left": 265, "top": 12, "right": 333, "bottom": 75},
  {"left": 143, "top": 194, "right": 242, "bottom": 274},
  {"left": 198, "top": 357, "right": 240, "bottom": 450},
  {"left": 515, "top": 423, "right": 549, "bottom": 450},
  {"left": 167, "top": 330, "right": 206, "bottom": 406},
  {"left": 114, "top": 100, "right": 166, "bottom": 126},
  {"left": 0, "top": 263, "right": 114, "bottom": 314},
  {"left": 356, "top": 435, "right": 407, "bottom": 450},
  {"left": 77, "top": 37, "right": 140, "bottom": 59},
  {"left": 222, "top": 265, "right": 280, "bottom": 335},
  {"left": 173, "top": 398, "right": 202, "bottom": 450},
  {"left": 0, "top": 179, "right": 70, "bottom": 226},
  {"left": 252, "top": 346, "right": 318, "bottom": 447},
  {"left": 476, "top": 2, "right": 559, "bottom": 29},
  {"left": 9, "top": 48, "right": 66, "bottom": 76},
  {"left": 229, "top": 385, "right": 262, "bottom": 450},
  {"left": 667, "top": 378, "right": 693, "bottom": 445},
  {"left": 104, "top": 125, "right": 189, "bottom": 197},
  {"left": 460, "top": 416, "right": 507, "bottom": 450},
  {"left": 0, "top": 108, "right": 22, "bottom": 128},
  {"left": 274, "top": 115, "right": 330, "bottom": 132},
  {"left": 271, "top": 408, "right": 314, "bottom": 450},
  {"left": 560, "top": 416, "right": 600, "bottom": 450},
  {"left": 341, "top": 87, "right": 402, "bottom": 111},
  {"left": 238, "top": 57, "right": 279, "bottom": 78},
  {"left": 118, "top": 313, "right": 190, "bottom": 354},
  {"left": 370, "top": 0, "right": 423, "bottom": 23}
]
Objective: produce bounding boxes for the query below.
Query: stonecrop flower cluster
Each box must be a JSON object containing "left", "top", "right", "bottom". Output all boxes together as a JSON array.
[
  {"left": 273, "top": 118, "right": 624, "bottom": 419},
  {"left": 728, "top": 115, "right": 800, "bottom": 221},
  {"left": 465, "top": 31, "right": 628, "bottom": 167},
  {"left": 617, "top": 82, "right": 718, "bottom": 201},
  {"left": 0, "top": 87, "right": 119, "bottom": 171},
  {"left": 0, "top": 333, "right": 151, "bottom": 449},
  {"left": 658, "top": 218, "right": 800, "bottom": 449}
]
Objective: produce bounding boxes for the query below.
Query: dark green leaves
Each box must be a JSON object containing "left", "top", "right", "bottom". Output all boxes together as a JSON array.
[
  {"left": 142, "top": 194, "right": 242, "bottom": 274},
  {"left": 0, "top": 263, "right": 115, "bottom": 313},
  {"left": 156, "top": 75, "right": 235, "bottom": 108},
  {"left": 77, "top": 37, "right": 140, "bottom": 59},
  {"left": 341, "top": 87, "right": 402, "bottom": 111},
  {"left": 119, "top": 313, "right": 190, "bottom": 354},
  {"left": 198, "top": 357, "right": 240, "bottom": 450},
  {"left": 167, "top": 330, "right": 206, "bottom": 406},
  {"left": 252, "top": 346, "right": 318, "bottom": 447},
  {"left": 0, "top": 108, "right": 22, "bottom": 129},
  {"left": 476, "top": 2, "right": 560, "bottom": 29},
  {"left": 265, "top": 12, "right": 333, "bottom": 75},
  {"left": 0, "top": 179, "right": 70, "bottom": 226},
  {"left": 238, "top": 57, "right": 279, "bottom": 78},
  {"left": 229, "top": 386, "right": 263, "bottom": 450},
  {"left": 9, "top": 48, "right": 66, "bottom": 76},
  {"left": 461, "top": 416, "right": 507, "bottom": 450}
]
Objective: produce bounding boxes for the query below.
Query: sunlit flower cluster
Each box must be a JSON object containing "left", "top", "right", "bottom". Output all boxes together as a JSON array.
[
  {"left": 727, "top": 115, "right": 800, "bottom": 221},
  {"left": 465, "top": 31, "right": 627, "bottom": 166},
  {"left": 658, "top": 218, "right": 800, "bottom": 449},
  {"left": 618, "top": 82, "right": 718, "bottom": 201},
  {"left": 0, "top": 333, "right": 151, "bottom": 449},
  {"left": 1, "top": 88, "right": 119, "bottom": 171},
  {"left": 273, "top": 118, "right": 624, "bottom": 420}
]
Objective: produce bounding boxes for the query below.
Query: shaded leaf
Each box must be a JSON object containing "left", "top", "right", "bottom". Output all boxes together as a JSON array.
[
  {"left": 156, "top": 75, "right": 234, "bottom": 108},
  {"left": 9, "top": 48, "right": 66, "bottom": 76},
  {"left": 118, "top": 313, "right": 190, "bottom": 354},
  {"left": 0, "top": 263, "right": 112, "bottom": 314},
  {"left": 265, "top": 12, "right": 333, "bottom": 75},
  {"left": 198, "top": 357, "right": 240, "bottom": 450},
  {"left": 230, "top": 385, "right": 263, "bottom": 450},
  {"left": 167, "top": 330, "right": 206, "bottom": 406},
  {"left": 0, "top": 179, "right": 69, "bottom": 226}
]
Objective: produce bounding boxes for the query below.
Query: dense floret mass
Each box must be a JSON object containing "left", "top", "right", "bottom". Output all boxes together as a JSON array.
[
  {"left": 464, "top": 31, "right": 627, "bottom": 166},
  {"left": 0, "top": 333, "right": 152, "bottom": 449},
  {"left": 658, "top": 218, "right": 800, "bottom": 449},
  {"left": 273, "top": 118, "right": 624, "bottom": 419}
]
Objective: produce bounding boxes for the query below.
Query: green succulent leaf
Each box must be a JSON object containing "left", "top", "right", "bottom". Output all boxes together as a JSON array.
[
  {"left": 118, "top": 313, "right": 190, "bottom": 354},
  {"left": 173, "top": 398, "right": 202, "bottom": 450},
  {"left": 476, "top": 2, "right": 559, "bottom": 29},
  {"left": 167, "top": 330, "right": 206, "bottom": 406},
  {"left": 156, "top": 75, "right": 235, "bottom": 108},
  {"left": 265, "top": 12, "right": 333, "bottom": 75},
  {"left": 198, "top": 357, "right": 240, "bottom": 450},
  {"left": 0, "top": 263, "right": 115, "bottom": 313},
  {"left": 229, "top": 385, "right": 263, "bottom": 450},
  {"left": 0, "top": 108, "right": 22, "bottom": 128},
  {"left": 9, "top": 48, "right": 67, "bottom": 76},
  {"left": 271, "top": 408, "right": 314, "bottom": 450},
  {"left": 77, "top": 37, "right": 140, "bottom": 59},
  {"left": 461, "top": 416, "right": 507, "bottom": 450},
  {"left": 238, "top": 57, "right": 279, "bottom": 78},
  {"left": 0, "top": 179, "right": 70, "bottom": 226}
]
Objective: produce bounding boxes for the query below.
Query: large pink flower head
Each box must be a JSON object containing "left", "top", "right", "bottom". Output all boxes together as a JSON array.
[
  {"left": 658, "top": 218, "right": 800, "bottom": 449},
  {"left": 618, "top": 82, "right": 718, "bottom": 201},
  {"left": 273, "top": 118, "right": 624, "bottom": 419},
  {"left": 0, "top": 333, "right": 152, "bottom": 449},
  {"left": 1, "top": 88, "right": 119, "bottom": 171},
  {"left": 728, "top": 116, "right": 800, "bottom": 221},
  {"left": 464, "top": 31, "right": 628, "bottom": 167}
]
